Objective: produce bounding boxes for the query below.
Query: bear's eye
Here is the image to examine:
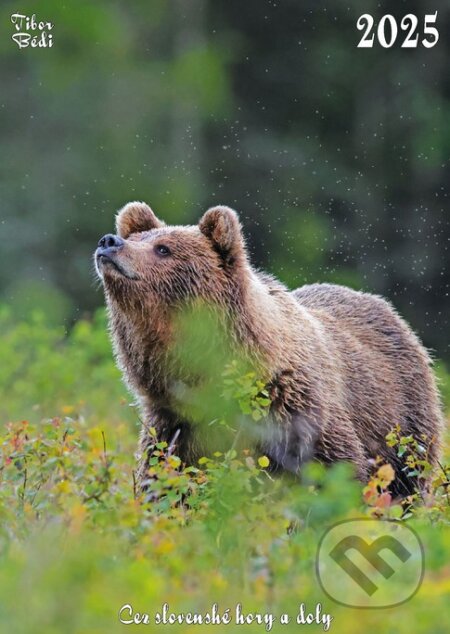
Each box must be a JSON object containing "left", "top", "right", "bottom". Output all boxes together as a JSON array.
[{"left": 155, "top": 244, "right": 171, "bottom": 257}]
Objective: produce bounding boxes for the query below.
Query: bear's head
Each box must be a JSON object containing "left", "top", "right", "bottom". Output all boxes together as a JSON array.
[{"left": 95, "top": 202, "right": 249, "bottom": 313}]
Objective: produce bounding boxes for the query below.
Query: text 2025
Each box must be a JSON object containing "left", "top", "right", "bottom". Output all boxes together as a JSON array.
[{"left": 357, "top": 12, "right": 439, "bottom": 48}]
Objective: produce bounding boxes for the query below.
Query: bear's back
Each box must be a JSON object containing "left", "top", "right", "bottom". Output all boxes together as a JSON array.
[{"left": 291, "top": 282, "right": 422, "bottom": 358}]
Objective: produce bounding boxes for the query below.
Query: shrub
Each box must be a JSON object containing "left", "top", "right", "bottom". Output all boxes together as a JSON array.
[{"left": 0, "top": 309, "right": 449, "bottom": 633}]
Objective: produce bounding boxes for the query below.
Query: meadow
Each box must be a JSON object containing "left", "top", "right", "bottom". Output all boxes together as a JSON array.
[{"left": 0, "top": 306, "right": 449, "bottom": 634}]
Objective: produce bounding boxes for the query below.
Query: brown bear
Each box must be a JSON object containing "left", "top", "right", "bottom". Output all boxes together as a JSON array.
[{"left": 95, "top": 201, "right": 444, "bottom": 498}]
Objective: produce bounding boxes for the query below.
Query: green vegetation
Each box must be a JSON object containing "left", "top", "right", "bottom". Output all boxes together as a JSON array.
[
  {"left": 1, "top": 1, "right": 449, "bottom": 630},
  {"left": 1, "top": 0, "right": 449, "bottom": 362},
  {"left": 0, "top": 310, "right": 449, "bottom": 633}
]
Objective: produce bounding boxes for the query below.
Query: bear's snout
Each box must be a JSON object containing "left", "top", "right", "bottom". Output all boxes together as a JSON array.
[
  {"left": 95, "top": 233, "right": 138, "bottom": 280},
  {"left": 97, "top": 233, "right": 124, "bottom": 251}
]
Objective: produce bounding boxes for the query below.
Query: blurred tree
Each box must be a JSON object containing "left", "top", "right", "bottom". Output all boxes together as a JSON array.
[{"left": 0, "top": 0, "right": 448, "bottom": 359}]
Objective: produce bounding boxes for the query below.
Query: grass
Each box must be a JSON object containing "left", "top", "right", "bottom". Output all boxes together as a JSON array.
[{"left": 0, "top": 307, "right": 449, "bottom": 633}]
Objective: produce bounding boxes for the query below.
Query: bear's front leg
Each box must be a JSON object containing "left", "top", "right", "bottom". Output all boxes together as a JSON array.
[{"left": 134, "top": 405, "right": 195, "bottom": 503}]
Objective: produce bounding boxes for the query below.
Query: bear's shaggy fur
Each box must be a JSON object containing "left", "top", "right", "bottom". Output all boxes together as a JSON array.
[{"left": 95, "top": 202, "right": 444, "bottom": 497}]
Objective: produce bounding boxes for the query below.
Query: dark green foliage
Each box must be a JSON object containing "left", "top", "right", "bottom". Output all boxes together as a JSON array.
[{"left": 0, "top": 0, "right": 449, "bottom": 359}]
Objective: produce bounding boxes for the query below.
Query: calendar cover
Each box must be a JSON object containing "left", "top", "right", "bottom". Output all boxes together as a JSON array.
[{"left": 0, "top": 2, "right": 449, "bottom": 633}]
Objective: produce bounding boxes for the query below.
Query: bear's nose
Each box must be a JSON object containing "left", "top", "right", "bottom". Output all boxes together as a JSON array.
[{"left": 98, "top": 234, "right": 124, "bottom": 249}]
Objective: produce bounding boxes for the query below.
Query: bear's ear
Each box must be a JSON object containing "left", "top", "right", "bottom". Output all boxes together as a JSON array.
[
  {"left": 116, "top": 201, "right": 164, "bottom": 238},
  {"left": 199, "top": 206, "right": 245, "bottom": 263}
]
